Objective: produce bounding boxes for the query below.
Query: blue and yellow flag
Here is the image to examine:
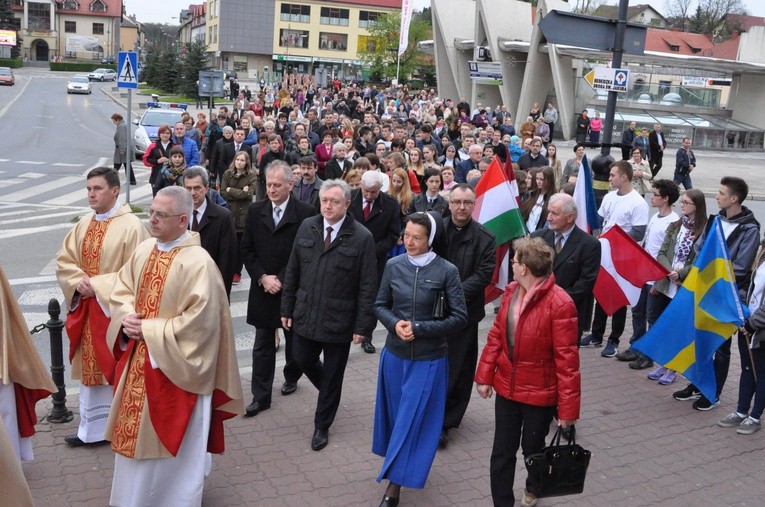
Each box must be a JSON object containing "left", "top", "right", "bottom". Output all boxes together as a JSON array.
[{"left": 634, "top": 216, "right": 749, "bottom": 402}]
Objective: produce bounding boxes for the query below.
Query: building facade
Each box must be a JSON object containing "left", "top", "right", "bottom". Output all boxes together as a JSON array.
[
  {"left": 11, "top": 0, "right": 122, "bottom": 62},
  {"left": 204, "top": 0, "right": 275, "bottom": 80},
  {"left": 178, "top": 4, "right": 205, "bottom": 46},
  {"left": 272, "top": 0, "right": 401, "bottom": 83}
]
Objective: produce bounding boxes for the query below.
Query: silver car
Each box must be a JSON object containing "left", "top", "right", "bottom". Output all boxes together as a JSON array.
[
  {"left": 87, "top": 68, "right": 117, "bottom": 81},
  {"left": 67, "top": 75, "right": 92, "bottom": 94}
]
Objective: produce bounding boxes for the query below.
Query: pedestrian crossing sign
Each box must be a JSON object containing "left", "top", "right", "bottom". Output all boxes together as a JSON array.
[{"left": 117, "top": 51, "right": 138, "bottom": 89}]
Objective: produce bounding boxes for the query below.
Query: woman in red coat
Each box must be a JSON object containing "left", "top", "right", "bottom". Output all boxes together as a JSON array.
[{"left": 475, "top": 237, "right": 581, "bottom": 507}]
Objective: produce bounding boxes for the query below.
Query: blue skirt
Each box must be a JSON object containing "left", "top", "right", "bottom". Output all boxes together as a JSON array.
[{"left": 372, "top": 348, "right": 447, "bottom": 489}]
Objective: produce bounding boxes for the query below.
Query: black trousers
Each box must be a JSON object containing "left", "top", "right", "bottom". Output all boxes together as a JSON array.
[
  {"left": 250, "top": 326, "right": 303, "bottom": 405},
  {"left": 443, "top": 323, "right": 479, "bottom": 429},
  {"left": 114, "top": 162, "right": 135, "bottom": 184},
  {"left": 292, "top": 333, "right": 351, "bottom": 431},
  {"left": 649, "top": 153, "right": 663, "bottom": 177},
  {"left": 490, "top": 396, "right": 555, "bottom": 506},
  {"left": 591, "top": 302, "right": 627, "bottom": 344}
]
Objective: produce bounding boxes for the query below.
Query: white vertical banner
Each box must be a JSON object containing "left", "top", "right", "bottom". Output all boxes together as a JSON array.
[{"left": 398, "top": 0, "right": 414, "bottom": 55}]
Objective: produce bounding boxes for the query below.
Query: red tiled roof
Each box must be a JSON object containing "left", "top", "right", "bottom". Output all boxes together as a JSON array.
[
  {"left": 645, "top": 27, "right": 742, "bottom": 61},
  {"left": 645, "top": 27, "right": 714, "bottom": 55},
  {"left": 703, "top": 32, "right": 740, "bottom": 60},
  {"left": 726, "top": 14, "right": 765, "bottom": 33}
]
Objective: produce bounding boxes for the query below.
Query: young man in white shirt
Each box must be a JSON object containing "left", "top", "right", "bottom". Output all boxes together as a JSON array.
[
  {"left": 616, "top": 179, "right": 680, "bottom": 369},
  {"left": 582, "top": 160, "right": 650, "bottom": 358}
]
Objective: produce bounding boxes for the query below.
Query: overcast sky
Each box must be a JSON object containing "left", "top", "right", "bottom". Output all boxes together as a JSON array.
[{"left": 123, "top": 0, "right": 765, "bottom": 25}]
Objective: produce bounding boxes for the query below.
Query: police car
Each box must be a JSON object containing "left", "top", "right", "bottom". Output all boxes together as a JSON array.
[{"left": 132, "top": 101, "right": 188, "bottom": 156}]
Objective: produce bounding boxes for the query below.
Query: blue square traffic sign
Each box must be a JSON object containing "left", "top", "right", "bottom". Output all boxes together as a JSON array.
[{"left": 117, "top": 52, "right": 138, "bottom": 89}]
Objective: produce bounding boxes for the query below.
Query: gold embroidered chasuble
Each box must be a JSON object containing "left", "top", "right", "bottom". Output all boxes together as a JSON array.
[{"left": 105, "top": 234, "right": 243, "bottom": 459}]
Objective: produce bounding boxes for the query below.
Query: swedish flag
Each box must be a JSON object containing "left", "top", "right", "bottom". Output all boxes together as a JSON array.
[{"left": 634, "top": 217, "right": 749, "bottom": 402}]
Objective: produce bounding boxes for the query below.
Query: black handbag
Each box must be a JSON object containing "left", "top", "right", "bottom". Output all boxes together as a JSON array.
[
  {"left": 432, "top": 290, "right": 449, "bottom": 319},
  {"left": 524, "top": 426, "right": 591, "bottom": 498}
]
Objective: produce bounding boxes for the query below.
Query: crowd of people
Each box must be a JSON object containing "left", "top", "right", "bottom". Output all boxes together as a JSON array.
[{"left": 3, "top": 80, "right": 764, "bottom": 507}]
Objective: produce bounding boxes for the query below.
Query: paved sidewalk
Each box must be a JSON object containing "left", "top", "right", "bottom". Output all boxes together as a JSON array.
[{"left": 22, "top": 314, "right": 765, "bottom": 506}]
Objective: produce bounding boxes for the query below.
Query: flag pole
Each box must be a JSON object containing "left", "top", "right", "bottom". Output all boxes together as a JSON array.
[{"left": 396, "top": 53, "right": 401, "bottom": 84}]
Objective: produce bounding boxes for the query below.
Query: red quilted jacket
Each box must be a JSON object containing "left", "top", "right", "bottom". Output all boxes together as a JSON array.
[{"left": 475, "top": 275, "right": 581, "bottom": 421}]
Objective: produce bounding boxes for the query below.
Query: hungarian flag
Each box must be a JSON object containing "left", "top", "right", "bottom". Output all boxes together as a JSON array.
[
  {"left": 473, "top": 156, "right": 526, "bottom": 302},
  {"left": 594, "top": 225, "right": 670, "bottom": 315},
  {"left": 573, "top": 154, "right": 601, "bottom": 233}
]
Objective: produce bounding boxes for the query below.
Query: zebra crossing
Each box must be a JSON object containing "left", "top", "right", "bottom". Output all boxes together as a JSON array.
[{"left": 0, "top": 158, "right": 158, "bottom": 238}]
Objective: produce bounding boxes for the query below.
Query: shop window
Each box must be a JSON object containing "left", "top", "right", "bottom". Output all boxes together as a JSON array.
[
  {"left": 279, "top": 29, "right": 309, "bottom": 49},
  {"left": 319, "top": 32, "right": 348, "bottom": 51}
]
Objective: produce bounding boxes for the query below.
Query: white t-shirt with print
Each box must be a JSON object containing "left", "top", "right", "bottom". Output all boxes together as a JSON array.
[{"left": 598, "top": 189, "right": 650, "bottom": 234}]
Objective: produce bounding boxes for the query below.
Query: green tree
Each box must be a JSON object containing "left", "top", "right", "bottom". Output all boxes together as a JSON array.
[
  {"left": 157, "top": 46, "right": 180, "bottom": 93},
  {"left": 175, "top": 40, "right": 209, "bottom": 97},
  {"left": 0, "top": 0, "right": 22, "bottom": 59},
  {"left": 359, "top": 11, "right": 431, "bottom": 83},
  {"left": 139, "top": 46, "right": 162, "bottom": 87}
]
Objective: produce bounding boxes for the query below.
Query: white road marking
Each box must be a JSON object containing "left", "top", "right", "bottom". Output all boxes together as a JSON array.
[
  {"left": 52, "top": 163, "right": 85, "bottom": 167},
  {"left": 17, "top": 161, "right": 46, "bottom": 165},
  {"left": 1, "top": 176, "right": 82, "bottom": 202},
  {"left": 18, "top": 172, "right": 45, "bottom": 179},
  {"left": 7, "top": 274, "right": 58, "bottom": 286},
  {"left": 0, "top": 209, "right": 82, "bottom": 225},
  {"left": 0, "top": 159, "right": 9, "bottom": 162},
  {"left": 82, "top": 157, "right": 110, "bottom": 177},
  {"left": 0, "top": 223, "right": 74, "bottom": 240}
]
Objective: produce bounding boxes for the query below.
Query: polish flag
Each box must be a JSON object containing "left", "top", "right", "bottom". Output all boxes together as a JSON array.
[{"left": 594, "top": 225, "right": 670, "bottom": 315}]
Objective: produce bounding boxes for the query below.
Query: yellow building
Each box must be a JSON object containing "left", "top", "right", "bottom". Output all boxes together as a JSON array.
[{"left": 273, "top": 0, "right": 401, "bottom": 81}]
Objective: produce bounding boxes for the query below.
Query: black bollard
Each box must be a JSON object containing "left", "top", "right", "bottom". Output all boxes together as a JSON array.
[{"left": 46, "top": 298, "right": 74, "bottom": 423}]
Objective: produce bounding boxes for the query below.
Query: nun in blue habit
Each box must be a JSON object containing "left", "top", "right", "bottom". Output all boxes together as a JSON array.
[{"left": 372, "top": 211, "right": 468, "bottom": 507}]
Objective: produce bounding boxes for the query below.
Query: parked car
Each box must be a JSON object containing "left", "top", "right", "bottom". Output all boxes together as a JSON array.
[
  {"left": 0, "top": 67, "right": 14, "bottom": 86},
  {"left": 101, "top": 56, "right": 116, "bottom": 65},
  {"left": 67, "top": 75, "right": 92, "bottom": 94},
  {"left": 87, "top": 68, "right": 117, "bottom": 81}
]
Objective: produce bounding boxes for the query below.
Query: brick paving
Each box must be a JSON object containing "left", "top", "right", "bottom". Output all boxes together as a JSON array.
[
  {"left": 24, "top": 86, "right": 765, "bottom": 504},
  {"left": 22, "top": 313, "right": 765, "bottom": 506}
]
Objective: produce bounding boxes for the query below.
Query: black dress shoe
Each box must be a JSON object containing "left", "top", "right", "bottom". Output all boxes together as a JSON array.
[
  {"left": 64, "top": 434, "right": 86, "bottom": 447},
  {"left": 361, "top": 341, "right": 376, "bottom": 354},
  {"left": 311, "top": 428, "right": 328, "bottom": 451},
  {"left": 281, "top": 381, "right": 298, "bottom": 396},
  {"left": 64, "top": 434, "right": 106, "bottom": 447},
  {"left": 379, "top": 495, "right": 399, "bottom": 507},
  {"left": 244, "top": 400, "right": 271, "bottom": 417},
  {"left": 629, "top": 356, "right": 654, "bottom": 370}
]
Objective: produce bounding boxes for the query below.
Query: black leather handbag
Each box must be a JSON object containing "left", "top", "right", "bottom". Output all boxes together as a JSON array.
[
  {"left": 524, "top": 426, "right": 591, "bottom": 498},
  {"left": 432, "top": 290, "right": 448, "bottom": 319}
]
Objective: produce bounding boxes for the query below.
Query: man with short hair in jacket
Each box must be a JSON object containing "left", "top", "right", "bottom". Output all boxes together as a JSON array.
[
  {"left": 171, "top": 121, "right": 200, "bottom": 167},
  {"left": 439, "top": 184, "right": 496, "bottom": 447},
  {"left": 281, "top": 179, "right": 378, "bottom": 452}
]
